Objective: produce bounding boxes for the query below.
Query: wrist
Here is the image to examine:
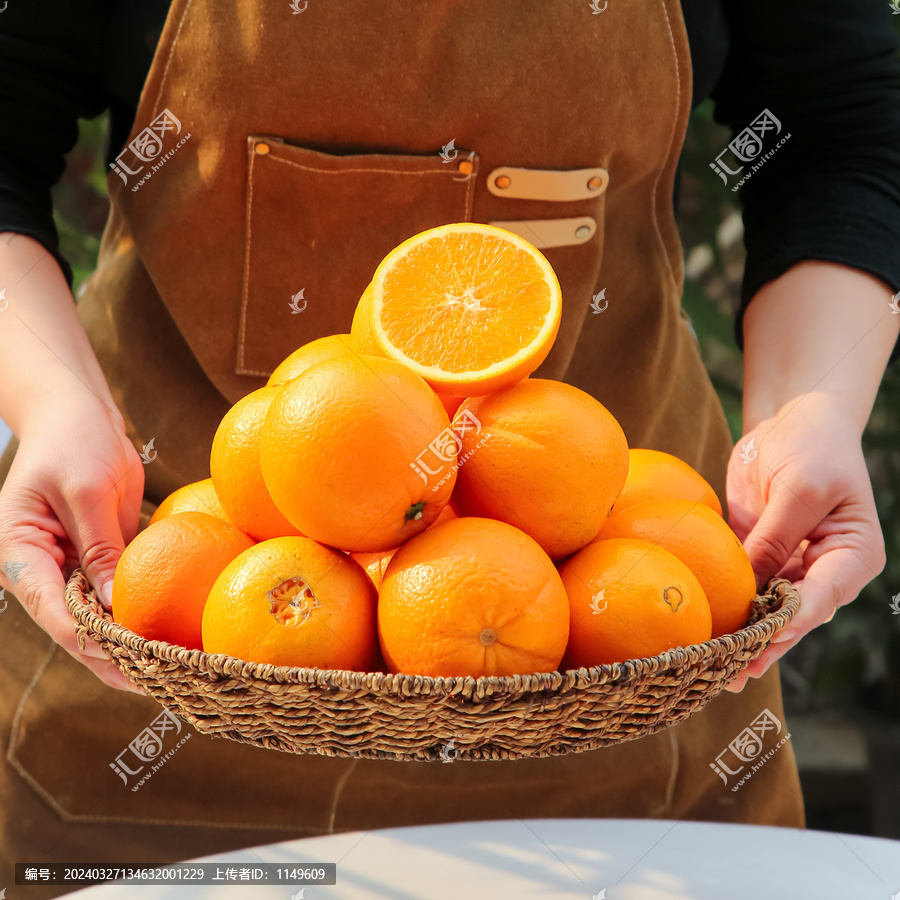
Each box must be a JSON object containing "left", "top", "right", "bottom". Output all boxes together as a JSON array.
[
  {"left": 17, "top": 388, "right": 123, "bottom": 444},
  {"left": 745, "top": 389, "right": 866, "bottom": 441},
  {"left": 742, "top": 262, "right": 898, "bottom": 437}
]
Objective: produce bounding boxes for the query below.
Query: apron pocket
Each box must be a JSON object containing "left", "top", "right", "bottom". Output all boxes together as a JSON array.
[{"left": 236, "top": 136, "right": 479, "bottom": 377}]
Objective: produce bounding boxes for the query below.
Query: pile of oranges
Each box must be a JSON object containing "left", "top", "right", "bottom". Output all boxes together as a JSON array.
[{"left": 112, "top": 223, "right": 757, "bottom": 678}]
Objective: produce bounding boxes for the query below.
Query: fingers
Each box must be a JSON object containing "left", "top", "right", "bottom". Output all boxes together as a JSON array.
[
  {"left": 774, "top": 544, "right": 876, "bottom": 644},
  {"left": 722, "top": 494, "right": 757, "bottom": 545},
  {"left": 117, "top": 459, "right": 145, "bottom": 548},
  {"left": 724, "top": 642, "right": 790, "bottom": 692},
  {"left": 774, "top": 540, "right": 809, "bottom": 584},
  {"left": 59, "top": 480, "right": 131, "bottom": 610},
  {"left": 6, "top": 541, "right": 143, "bottom": 693},
  {"left": 741, "top": 474, "right": 824, "bottom": 590},
  {"left": 726, "top": 536, "right": 881, "bottom": 692},
  {"left": 70, "top": 650, "right": 142, "bottom": 693}
]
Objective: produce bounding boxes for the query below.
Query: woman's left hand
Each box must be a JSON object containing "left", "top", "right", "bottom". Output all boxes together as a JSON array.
[{"left": 723, "top": 392, "right": 886, "bottom": 692}]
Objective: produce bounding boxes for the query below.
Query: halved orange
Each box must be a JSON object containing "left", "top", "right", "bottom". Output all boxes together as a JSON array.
[{"left": 355, "top": 223, "right": 562, "bottom": 395}]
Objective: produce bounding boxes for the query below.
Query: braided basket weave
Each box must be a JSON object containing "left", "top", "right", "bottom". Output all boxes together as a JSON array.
[{"left": 65, "top": 569, "right": 797, "bottom": 762}]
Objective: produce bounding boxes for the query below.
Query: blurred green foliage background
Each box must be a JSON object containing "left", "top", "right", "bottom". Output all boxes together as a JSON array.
[{"left": 53, "top": 94, "right": 900, "bottom": 732}]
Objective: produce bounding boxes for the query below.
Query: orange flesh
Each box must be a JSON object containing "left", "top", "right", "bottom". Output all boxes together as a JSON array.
[{"left": 379, "top": 232, "right": 553, "bottom": 373}]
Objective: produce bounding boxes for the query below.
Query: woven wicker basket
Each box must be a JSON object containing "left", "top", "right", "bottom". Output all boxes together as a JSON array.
[{"left": 65, "top": 569, "right": 797, "bottom": 762}]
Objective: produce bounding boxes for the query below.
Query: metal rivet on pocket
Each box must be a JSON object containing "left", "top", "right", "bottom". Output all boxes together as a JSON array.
[
  {"left": 494, "top": 175, "right": 511, "bottom": 189},
  {"left": 255, "top": 142, "right": 271, "bottom": 155},
  {"left": 575, "top": 225, "right": 592, "bottom": 240},
  {"left": 587, "top": 176, "right": 604, "bottom": 190},
  {"left": 458, "top": 159, "right": 473, "bottom": 176}
]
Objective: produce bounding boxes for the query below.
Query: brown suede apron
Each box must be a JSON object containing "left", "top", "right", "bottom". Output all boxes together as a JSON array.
[{"left": 0, "top": 0, "right": 804, "bottom": 890}]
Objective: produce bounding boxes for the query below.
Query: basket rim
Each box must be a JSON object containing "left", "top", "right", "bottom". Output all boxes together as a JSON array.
[{"left": 65, "top": 568, "right": 798, "bottom": 700}]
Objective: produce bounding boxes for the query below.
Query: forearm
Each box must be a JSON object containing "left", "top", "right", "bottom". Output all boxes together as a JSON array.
[
  {"left": 742, "top": 261, "right": 900, "bottom": 436},
  {"left": 0, "top": 233, "right": 116, "bottom": 437}
]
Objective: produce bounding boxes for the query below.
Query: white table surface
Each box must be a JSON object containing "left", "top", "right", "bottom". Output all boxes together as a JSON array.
[{"left": 70, "top": 817, "right": 900, "bottom": 900}]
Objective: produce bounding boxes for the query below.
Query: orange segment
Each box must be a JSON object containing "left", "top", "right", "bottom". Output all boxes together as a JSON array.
[{"left": 364, "top": 223, "right": 562, "bottom": 395}]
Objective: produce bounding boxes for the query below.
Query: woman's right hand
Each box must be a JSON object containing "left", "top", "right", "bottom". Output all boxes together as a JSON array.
[{"left": 0, "top": 392, "right": 146, "bottom": 692}]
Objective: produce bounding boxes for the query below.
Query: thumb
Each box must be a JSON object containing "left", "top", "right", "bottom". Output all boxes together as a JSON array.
[
  {"left": 8, "top": 542, "right": 140, "bottom": 691},
  {"left": 63, "top": 489, "right": 128, "bottom": 610},
  {"left": 742, "top": 475, "right": 822, "bottom": 590},
  {"left": 10, "top": 543, "right": 101, "bottom": 659}
]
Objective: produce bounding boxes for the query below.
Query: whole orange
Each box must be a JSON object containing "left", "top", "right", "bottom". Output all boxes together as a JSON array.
[
  {"left": 349, "top": 283, "right": 379, "bottom": 355},
  {"left": 260, "top": 354, "right": 454, "bottom": 552},
  {"left": 149, "top": 478, "right": 232, "bottom": 527},
  {"left": 612, "top": 448, "right": 722, "bottom": 517},
  {"left": 560, "top": 538, "right": 712, "bottom": 668},
  {"left": 451, "top": 378, "right": 629, "bottom": 559},
  {"left": 202, "top": 536, "right": 378, "bottom": 670},
  {"left": 378, "top": 517, "right": 570, "bottom": 677},
  {"left": 210, "top": 385, "right": 304, "bottom": 543},
  {"left": 593, "top": 499, "right": 756, "bottom": 637},
  {"left": 267, "top": 333, "right": 356, "bottom": 387},
  {"left": 112, "top": 511, "right": 254, "bottom": 650}
]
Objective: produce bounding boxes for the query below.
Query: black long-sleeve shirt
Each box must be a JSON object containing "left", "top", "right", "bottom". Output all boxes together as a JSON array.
[{"left": 2, "top": 0, "right": 900, "bottom": 355}]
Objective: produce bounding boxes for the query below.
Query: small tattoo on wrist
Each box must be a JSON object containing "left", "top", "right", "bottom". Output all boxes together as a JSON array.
[{"left": 3, "top": 560, "right": 28, "bottom": 584}]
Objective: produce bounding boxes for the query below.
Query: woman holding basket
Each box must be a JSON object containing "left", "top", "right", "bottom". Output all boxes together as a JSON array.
[{"left": 0, "top": 0, "right": 898, "bottom": 893}]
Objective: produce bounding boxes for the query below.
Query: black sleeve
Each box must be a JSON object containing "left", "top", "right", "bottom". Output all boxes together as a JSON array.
[
  {"left": 711, "top": 0, "right": 900, "bottom": 359},
  {"left": 0, "top": 2, "right": 111, "bottom": 288}
]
